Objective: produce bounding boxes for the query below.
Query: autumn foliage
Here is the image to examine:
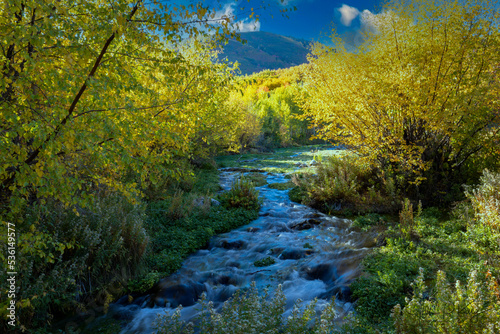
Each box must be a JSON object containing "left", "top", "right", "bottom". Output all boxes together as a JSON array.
[{"left": 301, "top": 0, "right": 500, "bottom": 203}]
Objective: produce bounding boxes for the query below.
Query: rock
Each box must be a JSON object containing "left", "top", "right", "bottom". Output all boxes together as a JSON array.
[
  {"left": 318, "top": 285, "right": 352, "bottom": 302},
  {"left": 154, "top": 282, "right": 206, "bottom": 308},
  {"left": 290, "top": 218, "right": 322, "bottom": 230},
  {"left": 192, "top": 197, "right": 204, "bottom": 207},
  {"left": 226, "top": 261, "right": 240, "bottom": 268},
  {"left": 304, "top": 263, "right": 336, "bottom": 282},
  {"left": 217, "top": 239, "right": 246, "bottom": 250},
  {"left": 211, "top": 198, "right": 220, "bottom": 206},
  {"left": 246, "top": 227, "right": 260, "bottom": 233},
  {"left": 279, "top": 248, "right": 313, "bottom": 260}
]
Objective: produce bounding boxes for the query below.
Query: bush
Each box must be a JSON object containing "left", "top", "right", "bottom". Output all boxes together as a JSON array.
[
  {"left": 465, "top": 169, "right": 500, "bottom": 232},
  {"left": 393, "top": 268, "right": 500, "bottom": 334},
  {"left": 0, "top": 193, "right": 148, "bottom": 329},
  {"left": 219, "top": 178, "right": 261, "bottom": 211},
  {"left": 292, "top": 155, "right": 400, "bottom": 214},
  {"left": 154, "top": 282, "right": 338, "bottom": 334},
  {"left": 353, "top": 213, "right": 387, "bottom": 231}
]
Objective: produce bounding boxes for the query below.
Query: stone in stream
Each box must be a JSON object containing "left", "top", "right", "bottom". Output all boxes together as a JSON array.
[
  {"left": 152, "top": 282, "right": 206, "bottom": 308},
  {"left": 216, "top": 239, "right": 246, "bottom": 250},
  {"left": 303, "top": 263, "right": 337, "bottom": 282},
  {"left": 289, "top": 218, "right": 323, "bottom": 230},
  {"left": 109, "top": 304, "right": 141, "bottom": 321}
]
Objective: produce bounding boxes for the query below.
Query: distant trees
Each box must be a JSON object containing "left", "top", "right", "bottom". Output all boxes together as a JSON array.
[
  {"left": 227, "top": 67, "right": 316, "bottom": 150},
  {"left": 301, "top": 0, "right": 500, "bottom": 202}
]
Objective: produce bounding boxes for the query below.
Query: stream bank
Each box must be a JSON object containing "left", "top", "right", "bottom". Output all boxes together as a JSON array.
[{"left": 102, "top": 156, "right": 378, "bottom": 333}]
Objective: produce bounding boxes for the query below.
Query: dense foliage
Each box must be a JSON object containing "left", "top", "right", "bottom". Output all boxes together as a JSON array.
[
  {"left": 301, "top": 0, "right": 500, "bottom": 204},
  {"left": 225, "top": 67, "right": 318, "bottom": 151},
  {"left": 0, "top": 0, "right": 269, "bottom": 330},
  {"left": 0, "top": 0, "right": 244, "bottom": 216},
  {"left": 393, "top": 269, "right": 500, "bottom": 334},
  {"left": 1, "top": 0, "right": 499, "bottom": 332},
  {"left": 154, "top": 282, "right": 338, "bottom": 334}
]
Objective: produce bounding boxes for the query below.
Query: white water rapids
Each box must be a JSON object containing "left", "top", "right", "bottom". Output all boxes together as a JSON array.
[{"left": 107, "top": 168, "right": 377, "bottom": 333}]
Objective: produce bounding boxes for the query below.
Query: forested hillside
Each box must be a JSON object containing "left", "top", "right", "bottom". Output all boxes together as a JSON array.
[
  {"left": 219, "top": 31, "right": 310, "bottom": 75},
  {"left": 1, "top": 0, "right": 499, "bottom": 333}
]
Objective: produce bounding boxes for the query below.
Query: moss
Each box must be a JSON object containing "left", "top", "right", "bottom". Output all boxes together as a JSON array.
[
  {"left": 288, "top": 186, "right": 307, "bottom": 204},
  {"left": 268, "top": 181, "right": 294, "bottom": 190},
  {"left": 254, "top": 256, "right": 276, "bottom": 267},
  {"left": 242, "top": 172, "right": 268, "bottom": 187}
]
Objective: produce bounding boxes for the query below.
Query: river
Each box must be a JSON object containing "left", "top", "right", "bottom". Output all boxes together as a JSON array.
[{"left": 106, "top": 166, "right": 376, "bottom": 333}]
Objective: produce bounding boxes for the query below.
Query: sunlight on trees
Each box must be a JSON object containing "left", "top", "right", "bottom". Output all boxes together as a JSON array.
[
  {"left": 0, "top": 0, "right": 245, "bottom": 215},
  {"left": 301, "top": 0, "right": 500, "bottom": 201}
]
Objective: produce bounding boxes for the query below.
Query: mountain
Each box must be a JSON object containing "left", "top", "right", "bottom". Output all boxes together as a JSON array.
[{"left": 219, "top": 31, "right": 311, "bottom": 75}]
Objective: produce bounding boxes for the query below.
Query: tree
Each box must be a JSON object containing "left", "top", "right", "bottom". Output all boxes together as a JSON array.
[
  {"left": 0, "top": 0, "right": 247, "bottom": 215},
  {"left": 301, "top": 0, "right": 500, "bottom": 202}
]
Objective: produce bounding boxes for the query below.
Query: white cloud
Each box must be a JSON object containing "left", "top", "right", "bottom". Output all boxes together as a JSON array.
[
  {"left": 337, "top": 4, "right": 360, "bottom": 27},
  {"left": 215, "top": 3, "right": 260, "bottom": 32},
  {"left": 235, "top": 19, "right": 261, "bottom": 32},
  {"left": 360, "top": 10, "right": 397, "bottom": 32}
]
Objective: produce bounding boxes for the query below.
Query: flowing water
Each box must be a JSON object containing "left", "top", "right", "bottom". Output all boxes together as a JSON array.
[{"left": 108, "top": 167, "right": 377, "bottom": 333}]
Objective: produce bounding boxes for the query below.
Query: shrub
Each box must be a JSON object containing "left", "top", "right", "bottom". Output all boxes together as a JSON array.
[
  {"left": 243, "top": 173, "right": 268, "bottom": 187},
  {"left": 393, "top": 268, "right": 500, "bottom": 334},
  {"left": 465, "top": 169, "right": 500, "bottom": 231},
  {"left": 268, "top": 181, "right": 294, "bottom": 190},
  {"left": 219, "top": 178, "right": 261, "bottom": 211},
  {"left": 154, "top": 282, "right": 338, "bottom": 334},
  {"left": 292, "top": 155, "right": 400, "bottom": 214},
  {"left": 0, "top": 193, "right": 148, "bottom": 329}
]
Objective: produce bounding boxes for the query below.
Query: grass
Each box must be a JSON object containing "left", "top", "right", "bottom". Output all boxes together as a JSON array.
[
  {"left": 350, "top": 205, "right": 500, "bottom": 330},
  {"left": 128, "top": 167, "right": 260, "bottom": 292},
  {"left": 268, "top": 181, "right": 294, "bottom": 190},
  {"left": 216, "top": 145, "right": 344, "bottom": 174}
]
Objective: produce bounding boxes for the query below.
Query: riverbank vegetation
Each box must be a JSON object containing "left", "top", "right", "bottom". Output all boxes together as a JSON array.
[{"left": 1, "top": 0, "right": 499, "bottom": 332}]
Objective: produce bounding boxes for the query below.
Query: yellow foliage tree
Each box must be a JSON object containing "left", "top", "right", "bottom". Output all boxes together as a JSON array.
[
  {"left": 0, "top": 0, "right": 246, "bottom": 215},
  {"left": 301, "top": 0, "right": 500, "bottom": 201}
]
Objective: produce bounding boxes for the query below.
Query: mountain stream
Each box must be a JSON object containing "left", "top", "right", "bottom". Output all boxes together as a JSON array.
[{"left": 108, "top": 166, "right": 377, "bottom": 333}]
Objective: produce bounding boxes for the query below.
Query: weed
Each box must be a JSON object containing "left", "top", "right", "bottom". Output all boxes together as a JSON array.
[
  {"left": 254, "top": 257, "right": 276, "bottom": 267},
  {"left": 393, "top": 268, "right": 500, "bottom": 333}
]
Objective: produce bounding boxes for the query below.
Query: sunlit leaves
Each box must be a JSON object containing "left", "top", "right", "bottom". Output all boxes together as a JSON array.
[
  {"left": 0, "top": 0, "right": 243, "bottom": 214},
  {"left": 301, "top": 0, "right": 500, "bottom": 185}
]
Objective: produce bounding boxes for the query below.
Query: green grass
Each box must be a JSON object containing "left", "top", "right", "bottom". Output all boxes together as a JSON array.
[
  {"left": 216, "top": 145, "right": 344, "bottom": 174},
  {"left": 350, "top": 206, "right": 500, "bottom": 330},
  {"left": 129, "top": 167, "right": 260, "bottom": 293},
  {"left": 242, "top": 172, "right": 268, "bottom": 187},
  {"left": 268, "top": 181, "right": 294, "bottom": 190}
]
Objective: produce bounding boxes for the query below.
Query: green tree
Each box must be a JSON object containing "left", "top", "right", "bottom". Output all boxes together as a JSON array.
[
  {"left": 0, "top": 0, "right": 244, "bottom": 215},
  {"left": 301, "top": 0, "right": 500, "bottom": 203}
]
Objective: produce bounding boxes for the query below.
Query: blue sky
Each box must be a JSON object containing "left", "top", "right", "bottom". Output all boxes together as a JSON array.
[{"left": 202, "top": 0, "right": 385, "bottom": 43}]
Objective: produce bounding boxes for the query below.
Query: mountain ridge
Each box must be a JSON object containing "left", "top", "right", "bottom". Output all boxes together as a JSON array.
[{"left": 219, "top": 31, "right": 311, "bottom": 75}]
